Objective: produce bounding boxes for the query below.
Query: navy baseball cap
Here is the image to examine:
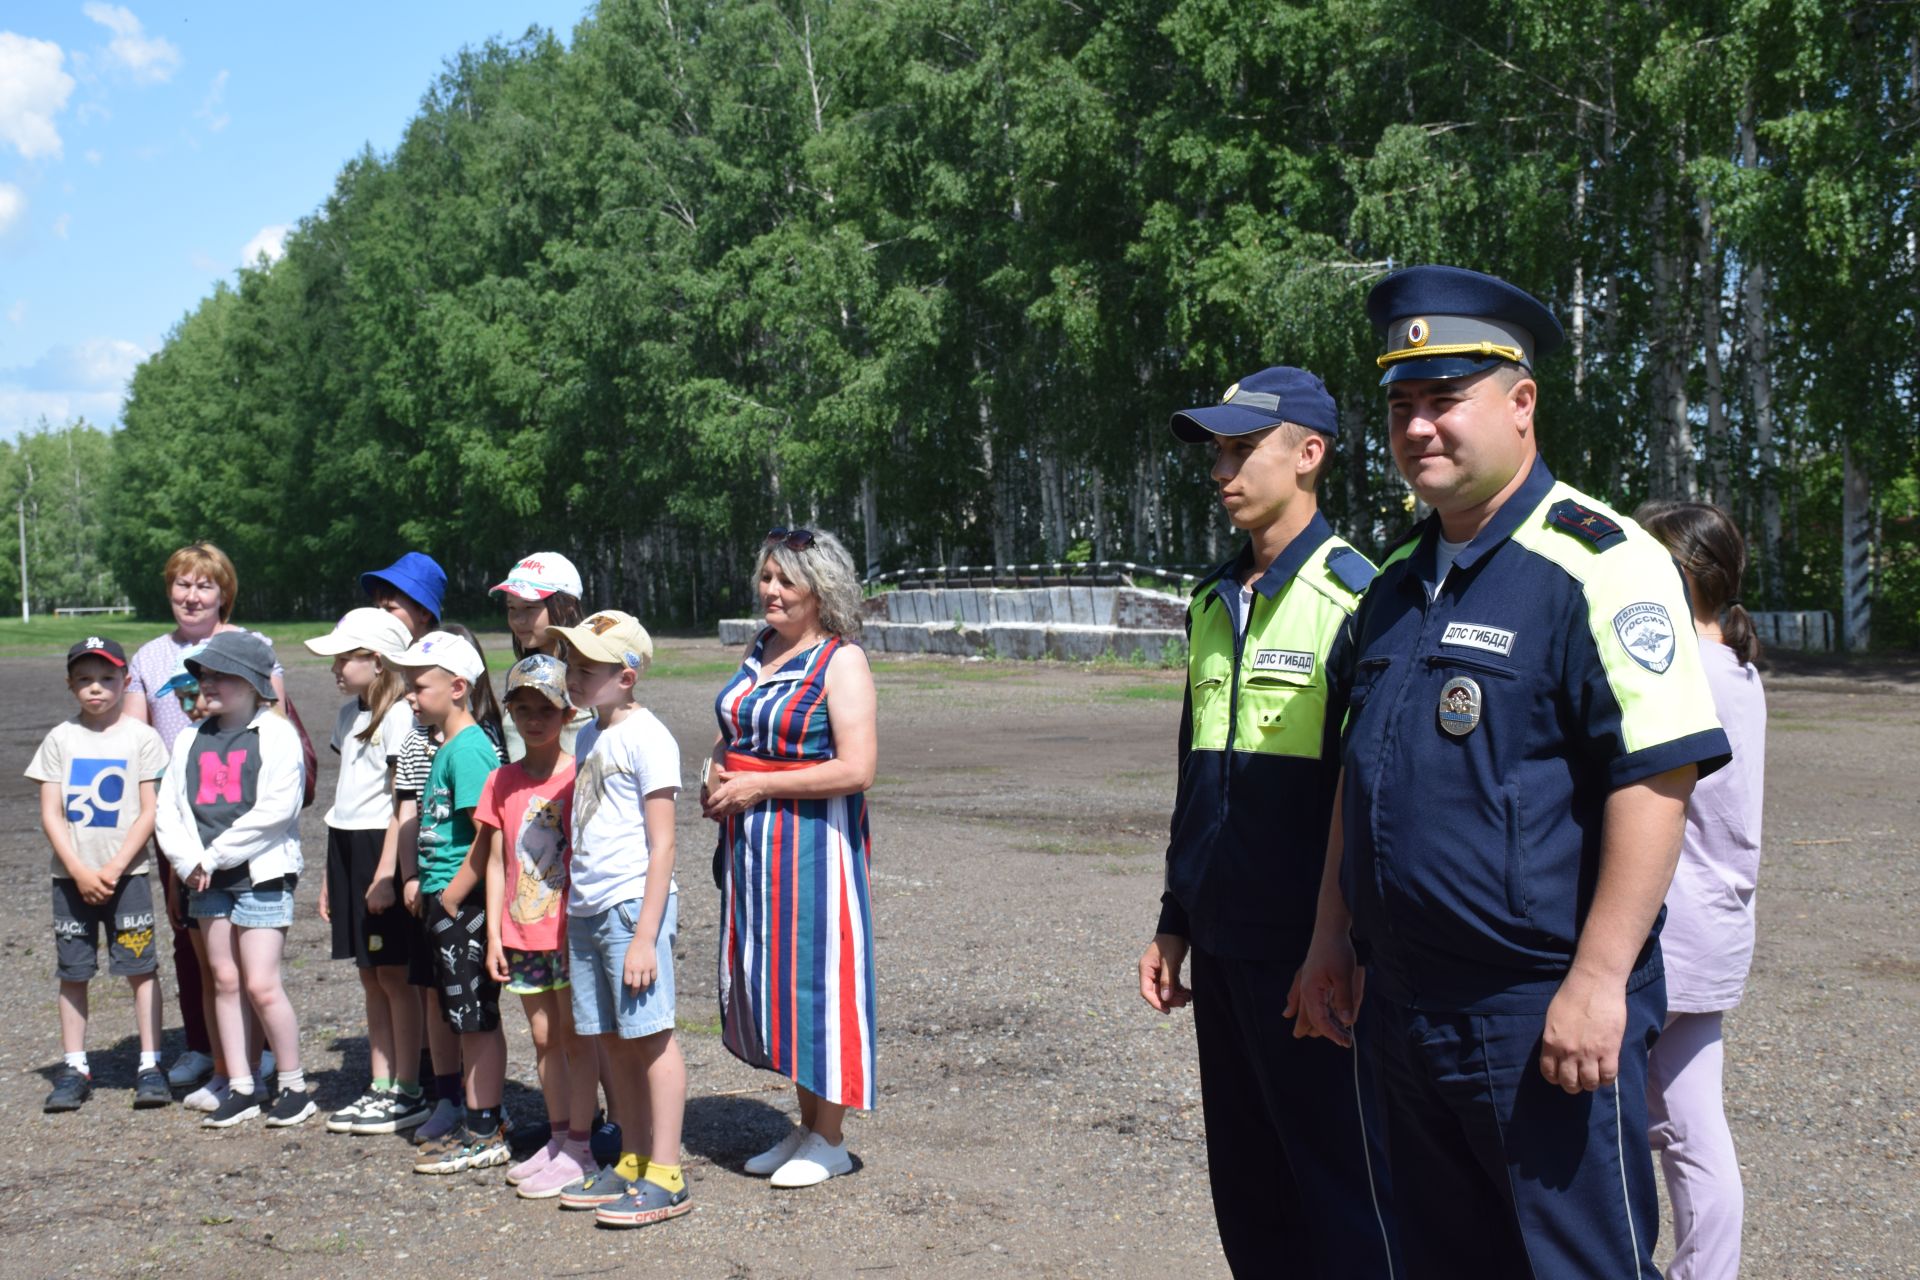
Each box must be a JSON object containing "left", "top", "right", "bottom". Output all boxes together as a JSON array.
[
  {"left": 1170, "top": 366, "right": 1339, "bottom": 443},
  {"left": 360, "top": 551, "right": 447, "bottom": 622},
  {"left": 66, "top": 636, "right": 127, "bottom": 668},
  {"left": 1367, "top": 265, "right": 1565, "bottom": 385}
]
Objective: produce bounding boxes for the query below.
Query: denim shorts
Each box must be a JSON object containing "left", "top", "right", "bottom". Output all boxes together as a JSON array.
[
  {"left": 189, "top": 878, "right": 296, "bottom": 929},
  {"left": 568, "top": 892, "right": 676, "bottom": 1039}
]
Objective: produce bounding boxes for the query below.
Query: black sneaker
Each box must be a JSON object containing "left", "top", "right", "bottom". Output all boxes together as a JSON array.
[
  {"left": 43, "top": 1066, "right": 91, "bottom": 1113},
  {"left": 351, "top": 1090, "right": 431, "bottom": 1135},
  {"left": 132, "top": 1067, "right": 173, "bottom": 1109},
  {"left": 326, "top": 1089, "right": 381, "bottom": 1133},
  {"left": 202, "top": 1088, "right": 265, "bottom": 1129},
  {"left": 265, "top": 1088, "right": 317, "bottom": 1128}
]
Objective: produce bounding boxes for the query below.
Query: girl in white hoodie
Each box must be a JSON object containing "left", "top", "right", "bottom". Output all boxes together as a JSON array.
[{"left": 157, "top": 630, "right": 312, "bottom": 1129}]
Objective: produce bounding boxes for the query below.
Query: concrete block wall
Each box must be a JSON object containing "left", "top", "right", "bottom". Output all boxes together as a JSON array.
[{"left": 720, "top": 585, "right": 1190, "bottom": 663}]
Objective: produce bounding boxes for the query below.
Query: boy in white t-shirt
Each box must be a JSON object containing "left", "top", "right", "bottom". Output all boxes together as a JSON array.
[
  {"left": 27, "top": 638, "right": 171, "bottom": 1113},
  {"left": 545, "top": 611, "right": 690, "bottom": 1230}
]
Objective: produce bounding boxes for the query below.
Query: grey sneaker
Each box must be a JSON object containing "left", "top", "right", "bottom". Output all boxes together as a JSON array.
[
  {"left": 558, "top": 1164, "right": 633, "bottom": 1210},
  {"left": 326, "top": 1090, "right": 382, "bottom": 1133},
  {"left": 43, "top": 1066, "right": 91, "bottom": 1113},
  {"left": 351, "top": 1090, "right": 431, "bottom": 1135},
  {"left": 412, "top": 1097, "right": 464, "bottom": 1146},
  {"left": 594, "top": 1178, "right": 692, "bottom": 1228},
  {"left": 167, "top": 1050, "right": 214, "bottom": 1088},
  {"left": 133, "top": 1067, "right": 173, "bottom": 1109}
]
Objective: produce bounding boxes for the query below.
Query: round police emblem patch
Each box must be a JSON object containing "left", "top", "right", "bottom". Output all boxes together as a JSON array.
[
  {"left": 1406, "top": 318, "right": 1430, "bottom": 347},
  {"left": 1612, "top": 601, "right": 1676, "bottom": 674},
  {"left": 1437, "top": 675, "right": 1481, "bottom": 736}
]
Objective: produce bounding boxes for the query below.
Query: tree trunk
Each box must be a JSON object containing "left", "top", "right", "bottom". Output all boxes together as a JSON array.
[
  {"left": 1739, "top": 94, "right": 1783, "bottom": 603},
  {"left": 860, "top": 472, "right": 881, "bottom": 579},
  {"left": 1696, "top": 195, "right": 1731, "bottom": 505},
  {"left": 1842, "top": 440, "right": 1872, "bottom": 652}
]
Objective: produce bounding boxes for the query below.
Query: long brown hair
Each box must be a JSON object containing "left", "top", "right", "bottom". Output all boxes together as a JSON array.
[
  {"left": 353, "top": 651, "right": 409, "bottom": 745},
  {"left": 1635, "top": 501, "right": 1761, "bottom": 667},
  {"left": 512, "top": 591, "right": 587, "bottom": 660}
]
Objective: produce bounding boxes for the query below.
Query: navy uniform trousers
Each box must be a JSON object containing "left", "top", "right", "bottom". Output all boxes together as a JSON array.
[
  {"left": 1363, "top": 977, "right": 1666, "bottom": 1279},
  {"left": 1191, "top": 943, "right": 1400, "bottom": 1279}
]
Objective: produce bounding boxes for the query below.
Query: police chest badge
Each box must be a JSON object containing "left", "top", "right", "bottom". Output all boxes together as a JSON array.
[
  {"left": 1612, "top": 601, "right": 1676, "bottom": 674},
  {"left": 1437, "top": 675, "right": 1481, "bottom": 736}
]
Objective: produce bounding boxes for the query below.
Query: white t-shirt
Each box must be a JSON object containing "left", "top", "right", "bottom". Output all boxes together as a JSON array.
[
  {"left": 26, "top": 716, "right": 170, "bottom": 876},
  {"left": 568, "top": 709, "right": 681, "bottom": 917},
  {"left": 326, "top": 698, "right": 415, "bottom": 830}
]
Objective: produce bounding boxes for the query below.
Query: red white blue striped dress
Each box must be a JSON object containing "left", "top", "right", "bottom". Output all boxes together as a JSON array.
[{"left": 715, "top": 631, "right": 876, "bottom": 1110}]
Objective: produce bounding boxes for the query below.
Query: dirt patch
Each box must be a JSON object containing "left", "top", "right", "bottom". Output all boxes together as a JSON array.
[{"left": 0, "top": 638, "right": 1913, "bottom": 1277}]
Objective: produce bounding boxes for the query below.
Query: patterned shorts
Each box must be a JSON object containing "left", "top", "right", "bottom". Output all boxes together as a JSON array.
[
  {"left": 424, "top": 893, "right": 500, "bottom": 1034},
  {"left": 505, "top": 946, "right": 570, "bottom": 995}
]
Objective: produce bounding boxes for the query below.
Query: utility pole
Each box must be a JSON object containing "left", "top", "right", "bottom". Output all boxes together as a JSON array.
[{"left": 16, "top": 459, "right": 29, "bottom": 623}]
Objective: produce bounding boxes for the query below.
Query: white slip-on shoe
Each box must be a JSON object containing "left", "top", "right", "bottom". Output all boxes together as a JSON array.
[
  {"left": 770, "top": 1131, "right": 853, "bottom": 1188},
  {"left": 182, "top": 1081, "right": 230, "bottom": 1113},
  {"left": 743, "top": 1127, "right": 808, "bottom": 1177}
]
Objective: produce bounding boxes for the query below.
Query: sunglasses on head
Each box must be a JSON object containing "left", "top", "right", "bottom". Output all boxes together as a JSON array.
[{"left": 765, "top": 528, "right": 816, "bottom": 551}]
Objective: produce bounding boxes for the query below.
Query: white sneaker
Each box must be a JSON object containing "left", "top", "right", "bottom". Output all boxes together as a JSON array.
[
  {"left": 743, "top": 1127, "right": 808, "bottom": 1176},
  {"left": 167, "top": 1050, "right": 214, "bottom": 1088},
  {"left": 770, "top": 1132, "right": 853, "bottom": 1188},
  {"left": 182, "top": 1081, "right": 230, "bottom": 1113}
]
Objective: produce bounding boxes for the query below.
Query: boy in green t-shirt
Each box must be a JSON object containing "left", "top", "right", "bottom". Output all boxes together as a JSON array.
[{"left": 391, "top": 631, "right": 509, "bottom": 1174}]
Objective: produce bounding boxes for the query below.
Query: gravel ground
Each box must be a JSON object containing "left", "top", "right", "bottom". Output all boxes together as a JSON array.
[{"left": 0, "top": 636, "right": 1912, "bottom": 1278}]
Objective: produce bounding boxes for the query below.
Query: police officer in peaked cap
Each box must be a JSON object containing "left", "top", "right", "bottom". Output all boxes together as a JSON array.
[
  {"left": 1138, "top": 366, "right": 1398, "bottom": 1277},
  {"left": 1291, "top": 266, "right": 1732, "bottom": 1279}
]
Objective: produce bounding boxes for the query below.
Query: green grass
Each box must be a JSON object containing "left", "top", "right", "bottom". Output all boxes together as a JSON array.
[
  {"left": 0, "top": 615, "right": 343, "bottom": 658},
  {"left": 1097, "top": 682, "right": 1185, "bottom": 701}
]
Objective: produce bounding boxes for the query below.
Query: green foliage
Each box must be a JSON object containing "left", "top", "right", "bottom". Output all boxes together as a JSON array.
[
  {"left": 93, "top": 0, "right": 1920, "bottom": 646},
  {"left": 0, "top": 420, "right": 120, "bottom": 616}
]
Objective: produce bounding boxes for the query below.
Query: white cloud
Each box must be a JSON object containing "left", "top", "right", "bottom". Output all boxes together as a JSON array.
[
  {"left": 0, "top": 33, "right": 76, "bottom": 160},
  {"left": 6, "top": 301, "right": 25, "bottom": 326},
  {"left": 0, "top": 184, "right": 24, "bottom": 236},
  {"left": 52, "top": 212, "right": 70, "bottom": 239},
  {"left": 0, "top": 337, "right": 149, "bottom": 435},
  {"left": 83, "top": 3, "right": 182, "bottom": 85},
  {"left": 241, "top": 223, "right": 291, "bottom": 267},
  {"left": 197, "top": 68, "right": 229, "bottom": 132},
  {"left": 83, "top": 148, "right": 102, "bottom": 166}
]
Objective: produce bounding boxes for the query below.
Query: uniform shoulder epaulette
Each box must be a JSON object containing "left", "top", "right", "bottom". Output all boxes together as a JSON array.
[
  {"left": 1546, "top": 499, "right": 1626, "bottom": 551},
  {"left": 1325, "top": 545, "right": 1378, "bottom": 594}
]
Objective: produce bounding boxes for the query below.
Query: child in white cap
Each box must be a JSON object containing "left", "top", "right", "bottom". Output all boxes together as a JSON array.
[
  {"left": 492, "top": 551, "right": 593, "bottom": 759},
  {"left": 305, "top": 609, "right": 430, "bottom": 1137},
  {"left": 390, "top": 631, "right": 514, "bottom": 1174}
]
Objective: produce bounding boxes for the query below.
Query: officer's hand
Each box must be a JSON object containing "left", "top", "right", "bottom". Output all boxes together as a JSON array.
[
  {"left": 1539, "top": 968, "right": 1627, "bottom": 1093},
  {"left": 1287, "top": 927, "right": 1362, "bottom": 1048},
  {"left": 1138, "top": 934, "right": 1191, "bottom": 1013}
]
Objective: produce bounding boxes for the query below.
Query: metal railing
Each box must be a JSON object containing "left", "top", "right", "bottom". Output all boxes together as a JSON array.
[
  {"left": 51, "top": 604, "right": 136, "bottom": 617},
  {"left": 867, "top": 560, "right": 1205, "bottom": 591}
]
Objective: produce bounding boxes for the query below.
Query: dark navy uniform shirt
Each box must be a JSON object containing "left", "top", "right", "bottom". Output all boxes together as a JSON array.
[{"left": 1339, "top": 459, "right": 1731, "bottom": 1011}]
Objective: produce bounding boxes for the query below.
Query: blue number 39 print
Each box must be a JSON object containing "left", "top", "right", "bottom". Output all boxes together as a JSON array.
[{"left": 66, "top": 758, "right": 131, "bottom": 827}]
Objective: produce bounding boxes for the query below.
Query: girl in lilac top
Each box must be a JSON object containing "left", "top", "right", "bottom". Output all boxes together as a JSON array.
[{"left": 1636, "top": 502, "right": 1767, "bottom": 1280}]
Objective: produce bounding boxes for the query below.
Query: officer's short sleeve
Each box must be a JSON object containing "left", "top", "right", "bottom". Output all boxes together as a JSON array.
[{"left": 1567, "top": 537, "right": 1731, "bottom": 788}]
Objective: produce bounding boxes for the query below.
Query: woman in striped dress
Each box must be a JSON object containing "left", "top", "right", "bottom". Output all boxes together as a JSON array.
[{"left": 703, "top": 528, "right": 878, "bottom": 1189}]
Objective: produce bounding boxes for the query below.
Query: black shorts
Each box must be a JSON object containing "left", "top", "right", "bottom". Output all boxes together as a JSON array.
[
  {"left": 419, "top": 892, "right": 500, "bottom": 1034},
  {"left": 52, "top": 875, "right": 159, "bottom": 981},
  {"left": 325, "top": 826, "right": 415, "bottom": 969}
]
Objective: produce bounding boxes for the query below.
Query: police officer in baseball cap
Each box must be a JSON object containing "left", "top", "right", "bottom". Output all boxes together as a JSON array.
[{"left": 1294, "top": 266, "right": 1732, "bottom": 1279}]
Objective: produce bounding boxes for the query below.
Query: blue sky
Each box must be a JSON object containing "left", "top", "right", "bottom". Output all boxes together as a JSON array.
[{"left": 0, "top": 1, "right": 591, "bottom": 438}]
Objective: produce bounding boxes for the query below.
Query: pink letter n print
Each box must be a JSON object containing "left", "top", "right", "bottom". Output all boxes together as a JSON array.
[{"left": 196, "top": 750, "right": 248, "bottom": 805}]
